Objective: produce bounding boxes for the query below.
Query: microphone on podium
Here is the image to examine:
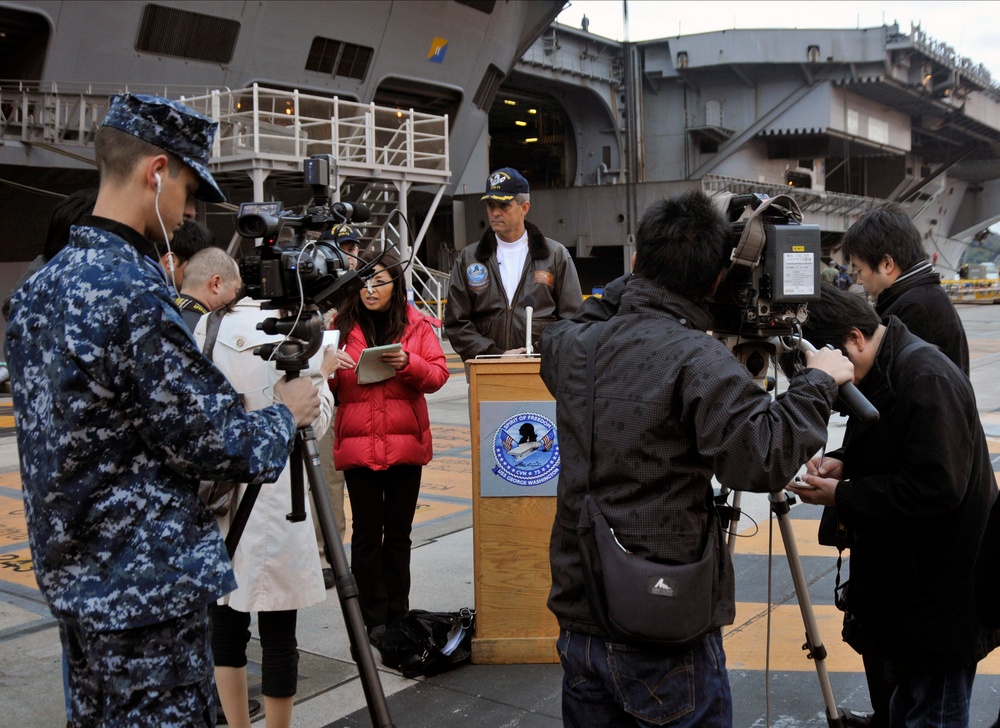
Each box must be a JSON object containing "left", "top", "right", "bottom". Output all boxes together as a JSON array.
[{"left": 524, "top": 294, "right": 535, "bottom": 356}]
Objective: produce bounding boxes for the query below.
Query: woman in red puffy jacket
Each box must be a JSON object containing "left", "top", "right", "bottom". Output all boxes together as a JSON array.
[{"left": 328, "top": 248, "right": 449, "bottom": 651}]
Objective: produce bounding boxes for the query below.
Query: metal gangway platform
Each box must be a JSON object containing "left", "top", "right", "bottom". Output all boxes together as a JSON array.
[{"left": 0, "top": 81, "right": 452, "bottom": 325}]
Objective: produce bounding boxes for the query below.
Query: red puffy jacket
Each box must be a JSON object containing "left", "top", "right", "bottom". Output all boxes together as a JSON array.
[{"left": 330, "top": 307, "right": 449, "bottom": 471}]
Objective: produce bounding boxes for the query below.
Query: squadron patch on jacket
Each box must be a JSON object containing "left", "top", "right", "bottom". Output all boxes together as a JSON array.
[
  {"left": 534, "top": 270, "right": 555, "bottom": 288},
  {"left": 466, "top": 262, "right": 489, "bottom": 291}
]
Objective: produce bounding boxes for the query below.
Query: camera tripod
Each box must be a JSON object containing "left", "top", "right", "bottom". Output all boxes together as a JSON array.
[
  {"left": 719, "top": 334, "right": 876, "bottom": 727},
  {"left": 225, "top": 308, "right": 395, "bottom": 728}
]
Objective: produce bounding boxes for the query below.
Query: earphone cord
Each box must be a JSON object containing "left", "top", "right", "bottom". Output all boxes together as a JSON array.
[{"left": 153, "top": 174, "right": 178, "bottom": 292}]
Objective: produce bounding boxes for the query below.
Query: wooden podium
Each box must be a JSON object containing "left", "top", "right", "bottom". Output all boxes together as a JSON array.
[{"left": 468, "top": 357, "right": 559, "bottom": 664}]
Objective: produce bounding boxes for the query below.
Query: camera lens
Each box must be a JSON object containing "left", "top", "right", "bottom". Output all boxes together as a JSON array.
[
  {"left": 236, "top": 213, "right": 279, "bottom": 238},
  {"left": 312, "top": 241, "right": 346, "bottom": 277}
]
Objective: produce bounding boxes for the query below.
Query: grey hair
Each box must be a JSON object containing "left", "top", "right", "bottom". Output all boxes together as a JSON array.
[{"left": 514, "top": 193, "right": 530, "bottom": 205}]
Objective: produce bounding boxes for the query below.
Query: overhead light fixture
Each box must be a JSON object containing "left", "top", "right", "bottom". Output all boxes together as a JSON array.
[
  {"left": 528, "top": 108, "right": 537, "bottom": 114},
  {"left": 504, "top": 99, "right": 516, "bottom": 106},
  {"left": 515, "top": 120, "right": 527, "bottom": 127},
  {"left": 525, "top": 137, "right": 538, "bottom": 143}
]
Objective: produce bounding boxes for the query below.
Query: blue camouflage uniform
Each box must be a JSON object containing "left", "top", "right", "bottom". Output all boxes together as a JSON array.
[
  {"left": 3, "top": 93, "right": 289, "bottom": 725},
  {"left": 6, "top": 216, "right": 298, "bottom": 629},
  {"left": 5, "top": 217, "right": 297, "bottom": 723}
]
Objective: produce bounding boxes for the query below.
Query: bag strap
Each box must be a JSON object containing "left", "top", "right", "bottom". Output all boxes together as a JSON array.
[
  {"left": 201, "top": 308, "right": 226, "bottom": 362},
  {"left": 582, "top": 322, "right": 608, "bottom": 495},
  {"left": 891, "top": 338, "right": 929, "bottom": 382}
]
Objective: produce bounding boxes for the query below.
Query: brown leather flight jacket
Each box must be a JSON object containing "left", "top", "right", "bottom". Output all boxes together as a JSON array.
[{"left": 444, "top": 221, "right": 582, "bottom": 363}]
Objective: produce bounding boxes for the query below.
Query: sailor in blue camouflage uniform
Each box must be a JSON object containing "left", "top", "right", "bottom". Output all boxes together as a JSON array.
[{"left": 4, "top": 93, "right": 322, "bottom": 727}]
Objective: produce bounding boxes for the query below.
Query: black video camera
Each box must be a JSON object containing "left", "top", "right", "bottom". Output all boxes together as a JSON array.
[
  {"left": 236, "top": 156, "right": 370, "bottom": 313},
  {"left": 709, "top": 192, "right": 821, "bottom": 337}
]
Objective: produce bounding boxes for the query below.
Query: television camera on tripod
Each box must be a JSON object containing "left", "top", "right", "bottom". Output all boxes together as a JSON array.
[
  {"left": 710, "top": 191, "right": 877, "bottom": 727},
  {"left": 225, "top": 154, "right": 398, "bottom": 728}
]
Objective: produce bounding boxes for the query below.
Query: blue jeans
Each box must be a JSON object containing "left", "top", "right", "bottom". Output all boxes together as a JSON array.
[
  {"left": 557, "top": 627, "right": 732, "bottom": 727},
  {"left": 884, "top": 660, "right": 976, "bottom": 728}
]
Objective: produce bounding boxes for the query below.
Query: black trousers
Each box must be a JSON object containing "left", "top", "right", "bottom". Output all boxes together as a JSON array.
[
  {"left": 345, "top": 464, "right": 422, "bottom": 627},
  {"left": 862, "top": 646, "right": 892, "bottom": 727},
  {"left": 210, "top": 604, "right": 299, "bottom": 698}
]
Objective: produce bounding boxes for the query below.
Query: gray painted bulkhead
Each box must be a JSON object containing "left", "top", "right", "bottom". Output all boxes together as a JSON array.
[{"left": 458, "top": 21, "right": 1000, "bottom": 285}]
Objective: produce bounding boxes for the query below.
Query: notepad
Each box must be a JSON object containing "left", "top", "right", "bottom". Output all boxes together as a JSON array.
[{"left": 354, "top": 343, "right": 402, "bottom": 384}]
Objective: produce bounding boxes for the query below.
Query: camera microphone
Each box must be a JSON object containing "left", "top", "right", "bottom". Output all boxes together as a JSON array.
[
  {"left": 524, "top": 294, "right": 535, "bottom": 356},
  {"left": 331, "top": 201, "right": 371, "bottom": 223}
]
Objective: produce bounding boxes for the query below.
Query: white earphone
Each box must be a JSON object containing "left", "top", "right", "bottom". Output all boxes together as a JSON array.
[{"left": 154, "top": 171, "right": 162, "bottom": 189}]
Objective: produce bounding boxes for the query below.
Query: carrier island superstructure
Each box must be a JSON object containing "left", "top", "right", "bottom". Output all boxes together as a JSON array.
[{"left": 2, "top": 1, "right": 999, "bottom": 308}]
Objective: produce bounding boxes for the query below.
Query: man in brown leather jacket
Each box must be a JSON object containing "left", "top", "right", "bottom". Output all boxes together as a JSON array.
[{"left": 444, "top": 167, "right": 582, "bottom": 366}]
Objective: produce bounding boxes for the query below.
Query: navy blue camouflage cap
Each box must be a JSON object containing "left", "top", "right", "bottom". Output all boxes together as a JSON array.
[
  {"left": 481, "top": 167, "right": 529, "bottom": 202},
  {"left": 101, "top": 93, "right": 226, "bottom": 203},
  {"left": 319, "top": 223, "right": 365, "bottom": 249}
]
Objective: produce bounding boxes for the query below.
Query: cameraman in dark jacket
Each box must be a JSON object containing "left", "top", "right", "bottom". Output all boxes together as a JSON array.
[
  {"left": 789, "top": 284, "right": 999, "bottom": 728},
  {"left": 541, "top": 191, "right": 853, "bottom": 727}
]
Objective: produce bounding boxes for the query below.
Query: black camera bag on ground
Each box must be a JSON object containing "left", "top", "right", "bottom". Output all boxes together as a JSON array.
[{"left": 377, "top": 608, "right": 476, "bottom": 678}]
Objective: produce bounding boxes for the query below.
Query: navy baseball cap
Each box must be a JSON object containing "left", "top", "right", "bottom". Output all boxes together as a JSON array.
[
  {"left": 101, "top": 93, "right": 226, "bottom": 204},
  {"left": 481, "top": 167, "right": 529, "bottom": 202},
  {"left": 319, "top": 223, "right": 364, "bottom": 248}
]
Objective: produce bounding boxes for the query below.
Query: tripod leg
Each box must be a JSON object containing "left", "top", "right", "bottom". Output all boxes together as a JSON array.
[
  {"left": 722, "top": 488, "right": 743, "bottom": 557},
  {"left": 299, "top": 427, "right": 396, "bottom": 728},
  {"left": 769, "top": 490, "right": 853, "bottom": 727}
]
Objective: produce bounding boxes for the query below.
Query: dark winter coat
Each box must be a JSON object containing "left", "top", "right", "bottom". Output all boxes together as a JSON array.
[
  {"left": 875, "top": 261, "right": 969, "bottom": 374},
  {"left": 541, "top": 274, "right": 839, "bottom": 636},
  {"left": 834, "top": 317, "right": 999, "bottom": 672}
]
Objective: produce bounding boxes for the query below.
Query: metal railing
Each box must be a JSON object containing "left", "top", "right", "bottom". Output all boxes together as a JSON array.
[
  {"left": 368, "top": 209, "right": 449, "bottom": 335},
  {"left": 1, "top": 82, "right": 450, "bottom": 183},
  {"left": 702, "top": 174, "right": 878, "bottom": 217},
  {"left": 179, "top": 85, "right": 450, "bottom": 179},
  {"left": 1, "top": 81, "right": 454, "bottom": 327},
  {"left": 0, "top": 80, "right": 228, "bottom": 147},
  {"left": 410, "top": 256, "right": 449, "bottom": 327}
]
